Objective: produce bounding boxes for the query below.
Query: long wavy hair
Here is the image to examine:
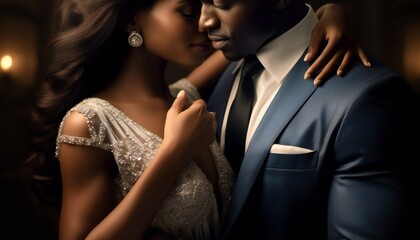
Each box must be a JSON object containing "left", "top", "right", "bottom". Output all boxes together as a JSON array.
[{"left": 27, "top": 0, "right": 154, "bottom": 211}]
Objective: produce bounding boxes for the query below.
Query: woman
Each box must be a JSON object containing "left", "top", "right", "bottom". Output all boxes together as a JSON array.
[{"left": 28, "top": 0, "right": 368, "bottom": 239}]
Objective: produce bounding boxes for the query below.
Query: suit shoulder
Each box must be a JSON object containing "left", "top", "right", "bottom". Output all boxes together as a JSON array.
[
  {"left": 317, "top": 60, "right": 418, "bottom": 110},
  {"left": 324, "top": 59, "right": 412, "bottom": 94}
]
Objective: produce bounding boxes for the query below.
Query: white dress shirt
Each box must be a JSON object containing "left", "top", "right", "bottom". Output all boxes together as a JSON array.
[{"left": 220, "top": 5, "right": 318, "bottom": 153}]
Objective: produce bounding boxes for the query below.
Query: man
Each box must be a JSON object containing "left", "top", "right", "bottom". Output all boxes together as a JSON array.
[{"left": 199, "top": 0, "right": 419, "bottom": 239}]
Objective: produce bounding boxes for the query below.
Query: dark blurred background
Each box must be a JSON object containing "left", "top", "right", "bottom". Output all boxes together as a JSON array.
[{"left": 1, "top": 0, "right": 419, "bottom": 239}]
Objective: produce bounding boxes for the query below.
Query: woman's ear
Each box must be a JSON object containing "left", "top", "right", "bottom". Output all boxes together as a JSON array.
[
  {"left": 275, "top": 0, "right": 290, "bottom": 10},
  {"left": 120, "top": 9, "right": 138, "bottom": 32}
]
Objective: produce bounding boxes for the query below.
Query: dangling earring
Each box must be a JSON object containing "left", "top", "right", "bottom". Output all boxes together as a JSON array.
[{"left": 128, "top": 30, "right": 143, "bottom": 47}]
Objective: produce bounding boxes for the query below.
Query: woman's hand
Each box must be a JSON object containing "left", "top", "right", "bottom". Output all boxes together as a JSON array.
[
  {"left": 163, "top": 90, "right": 216, "bottom": 161},
  {"left": 307, "top": 3, "right": 371, "bottom": 85}
]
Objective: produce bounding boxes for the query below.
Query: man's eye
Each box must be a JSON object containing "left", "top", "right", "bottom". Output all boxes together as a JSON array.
[
  {"left": 214, "top": 1, "right": 230, "bottom": 9},
  {"left": 215, "top": 5, "right": 228, "bottom": 9}
]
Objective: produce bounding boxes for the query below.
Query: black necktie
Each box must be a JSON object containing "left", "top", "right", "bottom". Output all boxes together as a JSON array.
[{"left": 224, "top": 55, "right": 263, "bottom": 175}]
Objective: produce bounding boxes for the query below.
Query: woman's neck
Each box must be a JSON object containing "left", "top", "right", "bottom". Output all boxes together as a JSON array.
[{"left": 97, "top": 48, "right": 172, "bottom": 104}]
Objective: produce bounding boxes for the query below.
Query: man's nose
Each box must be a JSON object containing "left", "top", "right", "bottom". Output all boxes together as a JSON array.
[{"left": 198, "top": 5, "right": 217, "bottom": 32}]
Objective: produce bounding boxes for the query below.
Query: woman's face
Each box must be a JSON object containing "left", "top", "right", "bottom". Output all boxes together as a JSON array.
[{"left": 136, "top": 0, "right": 212, "bottom": 67}]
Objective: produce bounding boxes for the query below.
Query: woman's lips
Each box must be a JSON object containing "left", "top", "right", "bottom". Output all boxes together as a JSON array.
[{"left": 191, "top": 40, "right": 212, "bottom": 52}]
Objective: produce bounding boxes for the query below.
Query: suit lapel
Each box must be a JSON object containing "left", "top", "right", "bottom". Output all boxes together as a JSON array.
[{"left": 220, "top": 55, "right": 318, "bottom": 238}]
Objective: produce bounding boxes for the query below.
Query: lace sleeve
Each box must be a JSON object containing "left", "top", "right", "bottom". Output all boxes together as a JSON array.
[
  {"left": 55, "top": 105, "right": 113, "bottom": 158},
  {"left": 169, "top": 78, "right": 202, "bottom": 101}
]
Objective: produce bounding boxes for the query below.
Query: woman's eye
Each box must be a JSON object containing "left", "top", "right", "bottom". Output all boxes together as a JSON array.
[
  {"left": 179, "top": 8, "right": 197, "bottom": 20},
  {"left": 180, "top": 11, "right": 196, "bottom": 20}
]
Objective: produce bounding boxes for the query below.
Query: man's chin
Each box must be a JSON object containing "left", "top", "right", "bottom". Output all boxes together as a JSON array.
[{"left": 221, "top": 51, "right": 244, "bottom": 62}]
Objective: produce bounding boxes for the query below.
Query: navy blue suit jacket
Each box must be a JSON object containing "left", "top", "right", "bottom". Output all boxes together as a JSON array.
[{"left": 208, "top": 52, "right": 419, "bottom": 240}]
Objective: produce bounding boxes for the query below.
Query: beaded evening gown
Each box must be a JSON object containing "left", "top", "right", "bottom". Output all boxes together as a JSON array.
[{"left": 55, "top": 79, "right": 234, "bottom": 240}]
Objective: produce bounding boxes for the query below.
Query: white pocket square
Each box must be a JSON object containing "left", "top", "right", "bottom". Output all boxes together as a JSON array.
[{"left": 270, "top": 144, "right": 315, "bottom": 154}]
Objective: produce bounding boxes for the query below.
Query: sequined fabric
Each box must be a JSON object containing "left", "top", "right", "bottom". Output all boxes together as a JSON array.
[{"left": 56, "top": 79, "right": 234, "bottom": 240}]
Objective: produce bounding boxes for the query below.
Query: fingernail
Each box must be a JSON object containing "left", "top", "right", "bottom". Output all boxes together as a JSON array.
[
  {"left": 304, "top": 53, "right": 311, "bottom": 62},
  {"left": 366, "top": 61, "right": 371, "bottom": 67},
  {"left": 304, "top": 73, "right": 311, "bottom": 80},
  {"left": 177, "top": 90, "right": 185, "bottom": 98},
  {"left": 337, "top": 69, "right": 343, "bottom": 77},
  {"left": 314, "top": 78, "right": 321, "bottom": 86}
]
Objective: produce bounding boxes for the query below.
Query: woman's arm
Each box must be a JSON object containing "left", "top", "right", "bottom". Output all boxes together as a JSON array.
[
  {"left": 187, "top": 3, "right": 370, "bottom": 94},
  {"left": 59, "top": 93, "right": 216, "bottom": 240},
  {"left": 187, "top": 50, "right": 230, "bottom": 100}
]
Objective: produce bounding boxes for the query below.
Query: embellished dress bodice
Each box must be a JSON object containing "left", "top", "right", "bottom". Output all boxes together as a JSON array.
[{"left": 55, "top": 79, "right": 234, "bottom": 240}]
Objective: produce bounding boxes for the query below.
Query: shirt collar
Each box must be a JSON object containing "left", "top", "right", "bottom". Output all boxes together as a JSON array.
[{"left": 235, "top": 5, "right": 318, "bottom": 83}]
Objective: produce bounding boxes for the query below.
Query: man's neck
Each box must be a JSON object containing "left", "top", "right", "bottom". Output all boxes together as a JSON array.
[{"left": 260, "top": 3, "right": 308, "bottom": 49}]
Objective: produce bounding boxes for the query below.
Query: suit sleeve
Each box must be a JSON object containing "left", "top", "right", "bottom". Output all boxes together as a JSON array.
[{"left": 327, "top": 76, "right": 419, "bottom": 239}]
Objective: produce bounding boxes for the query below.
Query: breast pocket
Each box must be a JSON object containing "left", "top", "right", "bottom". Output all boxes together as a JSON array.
[{"left": 264, "top": 150, "right": 318, "bottom": 170}]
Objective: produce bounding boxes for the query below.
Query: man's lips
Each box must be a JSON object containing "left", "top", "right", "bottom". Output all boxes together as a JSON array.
[
  {"left": 208, "top": 35, "right": 228, "bottom": 42},
  {"left": 208, "top": 35, "right": 228, "bottom": 50}
]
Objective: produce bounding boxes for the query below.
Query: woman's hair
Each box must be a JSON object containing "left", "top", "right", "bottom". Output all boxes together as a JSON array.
[{"left": 27, "top": 0, "right": 154, "bottom": 211}]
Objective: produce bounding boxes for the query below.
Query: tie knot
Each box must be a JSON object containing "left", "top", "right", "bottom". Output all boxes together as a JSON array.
[{"left": 242, "top": 55, "right": 263, "bottom": 80}]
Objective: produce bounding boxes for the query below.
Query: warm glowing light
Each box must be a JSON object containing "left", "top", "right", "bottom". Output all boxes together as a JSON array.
[{"left": 1, "top": 55, "right": 13, "bottom": 71}]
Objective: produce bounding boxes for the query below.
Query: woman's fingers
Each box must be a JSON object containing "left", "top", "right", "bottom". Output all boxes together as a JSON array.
[
  {"left": 313, "top": 50, "right": 343, "bottom": 85},
  {"left": 305, "top": 32, "right": 343, "bottom": 81},
  {"left": 357, "top": 47, "right": 371, "bottom": 67},
  {"left": 305, "top": 21, "right": 326, "bottom": 63},
  {"left": 336, "top": 48, "right": 354, "bottom": 77}
]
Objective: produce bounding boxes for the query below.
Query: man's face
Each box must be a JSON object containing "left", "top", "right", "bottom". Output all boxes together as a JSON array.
[{"left": 199, "top": 0, "right": 279, "bottom": 61}]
